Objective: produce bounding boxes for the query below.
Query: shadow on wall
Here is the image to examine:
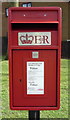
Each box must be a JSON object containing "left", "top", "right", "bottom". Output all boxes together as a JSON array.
[
  {"left": 2, "top": 33, "right": 8, "bottom": 59},
  {"left": 61, "top": 40, "right": 70, "bottom": 59}
]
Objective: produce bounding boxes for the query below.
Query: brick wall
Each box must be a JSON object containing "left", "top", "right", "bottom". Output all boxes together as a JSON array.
[
  {"left": 68, "top": 2, "right": 70, "bottom": 39},
  {"left": 2, "top": 3, "right": 8, "bottom": 37},
  {"left": 2, "top": 2, "right": 14, "bottom": 55}
]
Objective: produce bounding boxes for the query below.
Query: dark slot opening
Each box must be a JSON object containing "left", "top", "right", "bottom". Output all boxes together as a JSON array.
[{"left": 11, "top": 23, "right": 58, "bottom": 31}]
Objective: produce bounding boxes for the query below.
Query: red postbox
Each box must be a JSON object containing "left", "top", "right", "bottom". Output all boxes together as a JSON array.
[{"left": 8, "top": 7, "right": 62, "bottom": 110}]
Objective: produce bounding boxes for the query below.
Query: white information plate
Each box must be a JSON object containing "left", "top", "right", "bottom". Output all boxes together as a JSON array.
[
  {"left": 27, "top": 62, "right": 44, "bottom": 94},
  {"left": 18, "top": 32, "right": 51, "bottom": 45}
]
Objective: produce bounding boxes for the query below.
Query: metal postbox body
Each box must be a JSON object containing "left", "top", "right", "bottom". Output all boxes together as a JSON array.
[{"left": 8, "top": 7, "right": 62, "bottom": 110}]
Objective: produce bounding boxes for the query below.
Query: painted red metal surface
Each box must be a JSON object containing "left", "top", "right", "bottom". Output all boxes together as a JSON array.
[{"left": 8, "top": 7, "right": 62, "bottom": 110}]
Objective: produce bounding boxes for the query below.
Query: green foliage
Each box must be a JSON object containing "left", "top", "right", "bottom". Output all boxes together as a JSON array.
[{"left": 0, "top": 59, "right": 68, "bottom": 119}]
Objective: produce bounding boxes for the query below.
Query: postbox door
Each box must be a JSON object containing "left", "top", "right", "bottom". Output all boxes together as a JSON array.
[{"left": 12, "top": 49, "right": 57, "bottom": 107}]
